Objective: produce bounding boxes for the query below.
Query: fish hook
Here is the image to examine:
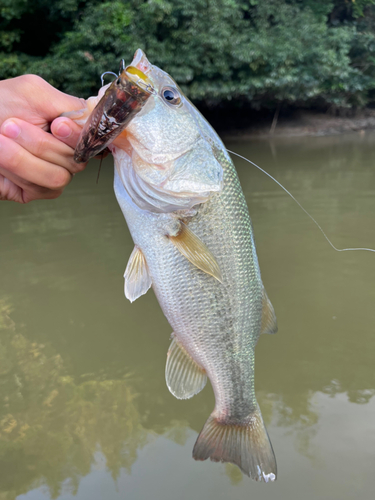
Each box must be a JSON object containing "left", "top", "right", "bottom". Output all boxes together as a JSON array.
[
  {"left": 119, "top": 59, "right": 126, "bottom": 74},
  {"left": 135, "top": 79, "right": 157, "bottom": 95},
  {"left": 100, "top": 71, "right": 118, "bottom": 86}
]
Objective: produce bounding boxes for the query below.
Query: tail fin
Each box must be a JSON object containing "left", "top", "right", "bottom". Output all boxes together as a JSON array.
[{"left": 192, "top": 406, "right": 277, "bottom": 482}]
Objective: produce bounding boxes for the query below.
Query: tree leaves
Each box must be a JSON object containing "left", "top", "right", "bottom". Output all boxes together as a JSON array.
[{"left": 1, "top": 0, "right": 375, "bottom": 109}]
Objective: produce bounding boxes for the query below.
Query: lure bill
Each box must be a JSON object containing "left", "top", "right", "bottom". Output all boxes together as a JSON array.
[{"left": 74, "top": 65, "right": 153, "bottom": 163}]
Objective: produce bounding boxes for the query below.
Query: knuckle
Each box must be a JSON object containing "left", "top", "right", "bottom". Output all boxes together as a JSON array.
[
  {"left": 56, "top": 151, "right": 83, "bottom": 175},
  {"left": 27, "top": 186, "right": 56, "bottom": 202},
  {"left": 17, "top": 74, "right": 45, "bottom": 91},
  {"left": 49, "top": 169, "right": 72, "bottom": 190},
  {"left": 10, "top": 146, "right": 26, "bottom": 173},
  {"left": 72, "top": 160, "right": 87, "bottom": 173},
  {"left": 47, "top": 189, "right": 63, "bottom": 200},
  {"left": 34, "top": 136, "right": 50, "bottom": 159},
  {"left": 32, "top": 185, "right": 50, "bottom": 198}
]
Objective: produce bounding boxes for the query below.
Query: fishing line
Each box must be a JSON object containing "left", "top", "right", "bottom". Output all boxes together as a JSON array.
[
  {"left": 227, "top": 149, "right": 375, "bottom": 253},
  {"left": 96, "top": 151, "right": 106, "bottom": 184}
]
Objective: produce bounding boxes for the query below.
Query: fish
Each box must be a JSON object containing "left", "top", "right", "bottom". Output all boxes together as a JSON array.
[{"left": 70, "top": 49, "right": 278, "bottom": 481}]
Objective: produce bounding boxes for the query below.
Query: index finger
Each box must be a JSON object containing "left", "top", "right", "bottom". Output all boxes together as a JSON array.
[{"left": 1, "top": 118, "right": 85, "bottom": 175}]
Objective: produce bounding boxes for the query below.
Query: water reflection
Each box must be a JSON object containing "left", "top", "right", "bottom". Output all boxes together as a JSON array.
[
  {"left": 0, "top": 305, "right": 147, "bottom": 499},
  {"left": 1, "top": 131, "right": 375, "bottom": 499}
]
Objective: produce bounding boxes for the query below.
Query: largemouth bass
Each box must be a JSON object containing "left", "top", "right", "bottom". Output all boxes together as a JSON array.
[{"left": 72, "top": 49, "right": 278, "bottom": 481}]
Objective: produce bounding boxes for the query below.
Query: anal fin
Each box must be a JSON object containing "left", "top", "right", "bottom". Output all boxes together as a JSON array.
[
  {"left": 166, "top": 336, "right": 207, "bottom": 399},
  {"left": 261, "top": 287, "right": 277, "bottom": 334},
  {"left": 168, "top": 222, "right": 222, "bottom": 282},
  {"left": 124, "top": 246, "right": 152, "bottom": 303}
]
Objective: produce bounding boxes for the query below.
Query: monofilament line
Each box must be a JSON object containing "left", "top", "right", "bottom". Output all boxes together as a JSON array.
[{"left": 227, "top": 149, "right": 375, "bottom": 253}]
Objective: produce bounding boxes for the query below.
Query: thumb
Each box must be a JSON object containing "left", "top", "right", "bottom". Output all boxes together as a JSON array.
[
  {"left": 51, "top": 117, "right": 84, "bottom": 150},
  {"left": 45, "top": 89, "right": 87, "bottom": 122}
]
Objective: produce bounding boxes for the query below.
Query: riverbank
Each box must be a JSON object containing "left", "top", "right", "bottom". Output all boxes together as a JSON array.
[{"left": 210, "top": 109, "right": 375, "bottom": 140}]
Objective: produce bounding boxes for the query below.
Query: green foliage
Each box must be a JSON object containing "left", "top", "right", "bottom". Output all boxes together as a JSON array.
[
  {"left": 1, "top": 0, "right": 375, "bottom": 109},
  {"left": 347, "top": 0, "right": 375, "bottom": 19}
]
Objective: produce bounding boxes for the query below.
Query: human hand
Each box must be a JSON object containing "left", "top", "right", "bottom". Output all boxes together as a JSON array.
[{"left": 0, "top": 75, "right": 86, "bottom": 203}]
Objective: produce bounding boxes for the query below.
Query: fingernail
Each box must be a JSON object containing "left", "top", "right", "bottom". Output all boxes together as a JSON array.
[
  {"left": 2, "top": 120, "right": 21, "bottom": 139},
  {"left": 55, "top": 121, "right": 72, "bottom": 138}
]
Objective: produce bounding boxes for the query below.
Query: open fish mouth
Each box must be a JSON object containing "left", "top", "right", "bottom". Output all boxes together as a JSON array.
[{"left": 74, "top": 64, "right": 154, "bottom": 163}]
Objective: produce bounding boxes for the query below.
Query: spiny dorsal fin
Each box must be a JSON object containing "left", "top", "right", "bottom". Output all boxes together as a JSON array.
[
  {"left": 168, "top": 222, "right": 222, "bottom": 282},
  {"left": 261, "top": 287, "right": 277, "bottom": 334},
  {"left": 166, "top": 336, "right": 207, "bottom": 399},
  {"left": 124, "top": 246, "right": 152, "bottom": 303}
]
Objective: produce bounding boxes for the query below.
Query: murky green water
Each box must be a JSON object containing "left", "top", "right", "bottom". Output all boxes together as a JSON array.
[{"left": 1, "top": 130, "right": 375, "bottom": 499}]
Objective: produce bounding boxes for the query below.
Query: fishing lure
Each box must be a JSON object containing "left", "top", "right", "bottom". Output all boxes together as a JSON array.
[{"left": 74, "top": 61, "right": 155, "bottom": 163}]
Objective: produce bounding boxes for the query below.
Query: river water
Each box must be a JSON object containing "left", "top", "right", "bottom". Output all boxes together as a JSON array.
[{"left": 1, "top": 130, "right": 375, "bottom": 499}]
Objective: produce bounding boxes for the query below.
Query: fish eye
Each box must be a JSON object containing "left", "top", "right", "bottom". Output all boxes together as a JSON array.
[{"left": 161, "top": 87, "right": 181, "bottom": 105}]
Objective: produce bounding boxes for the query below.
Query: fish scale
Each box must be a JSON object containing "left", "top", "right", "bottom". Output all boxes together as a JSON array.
[
  {"left": 74, "top": 48, "right": 277, "bottom": 482},
  {"left": 114, "top": 143, "right": 269, "bottom": 446}
]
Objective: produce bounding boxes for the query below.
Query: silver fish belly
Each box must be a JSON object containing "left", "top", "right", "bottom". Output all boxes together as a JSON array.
[{"left": 114, "top": 147, "right": 277, "bottom": 481}]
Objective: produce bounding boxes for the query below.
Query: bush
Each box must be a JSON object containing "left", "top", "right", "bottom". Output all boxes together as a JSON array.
[{"left": 1, "top": 0, "right": 375, "bottom": 109}]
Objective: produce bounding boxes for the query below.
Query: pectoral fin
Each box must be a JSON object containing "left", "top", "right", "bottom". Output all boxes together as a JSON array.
[
  {"left": 124, "top": 246, "right": 152, "bottom": 302},
  {"left": 166, "top": 336, "right": 207, "bottom": 399},
  {"left": 168, "top": 222, "right": 222, "bottom": 282},
  {"left": 261, "top": 287, "right": 278, "bottom": 334}
]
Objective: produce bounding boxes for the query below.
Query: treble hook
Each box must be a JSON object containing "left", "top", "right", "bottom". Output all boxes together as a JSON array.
[
  {"left": 100, "top": 71, "right": 118, "bottom": 86},
  {"left": 119, "top": 59, "right": 126, "bottom": 74}
]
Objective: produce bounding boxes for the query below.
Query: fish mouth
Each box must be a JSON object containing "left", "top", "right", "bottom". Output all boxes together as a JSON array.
[{"left": 74, "top": 65, "right": 154, "bottom": 163}]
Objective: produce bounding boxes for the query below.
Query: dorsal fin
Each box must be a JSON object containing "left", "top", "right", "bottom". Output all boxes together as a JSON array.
[
  {"left": 166, "top": 336, "right": 207, "bottom": 399},
  {"left": 124, "top": 246, "right": 152, "bottom": 302},
  {"left": 168, "top": 222, "right": 222, "bottom": 282},
  {"left": 261, "top": 287, "right": 278, "bottom": 334}
]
